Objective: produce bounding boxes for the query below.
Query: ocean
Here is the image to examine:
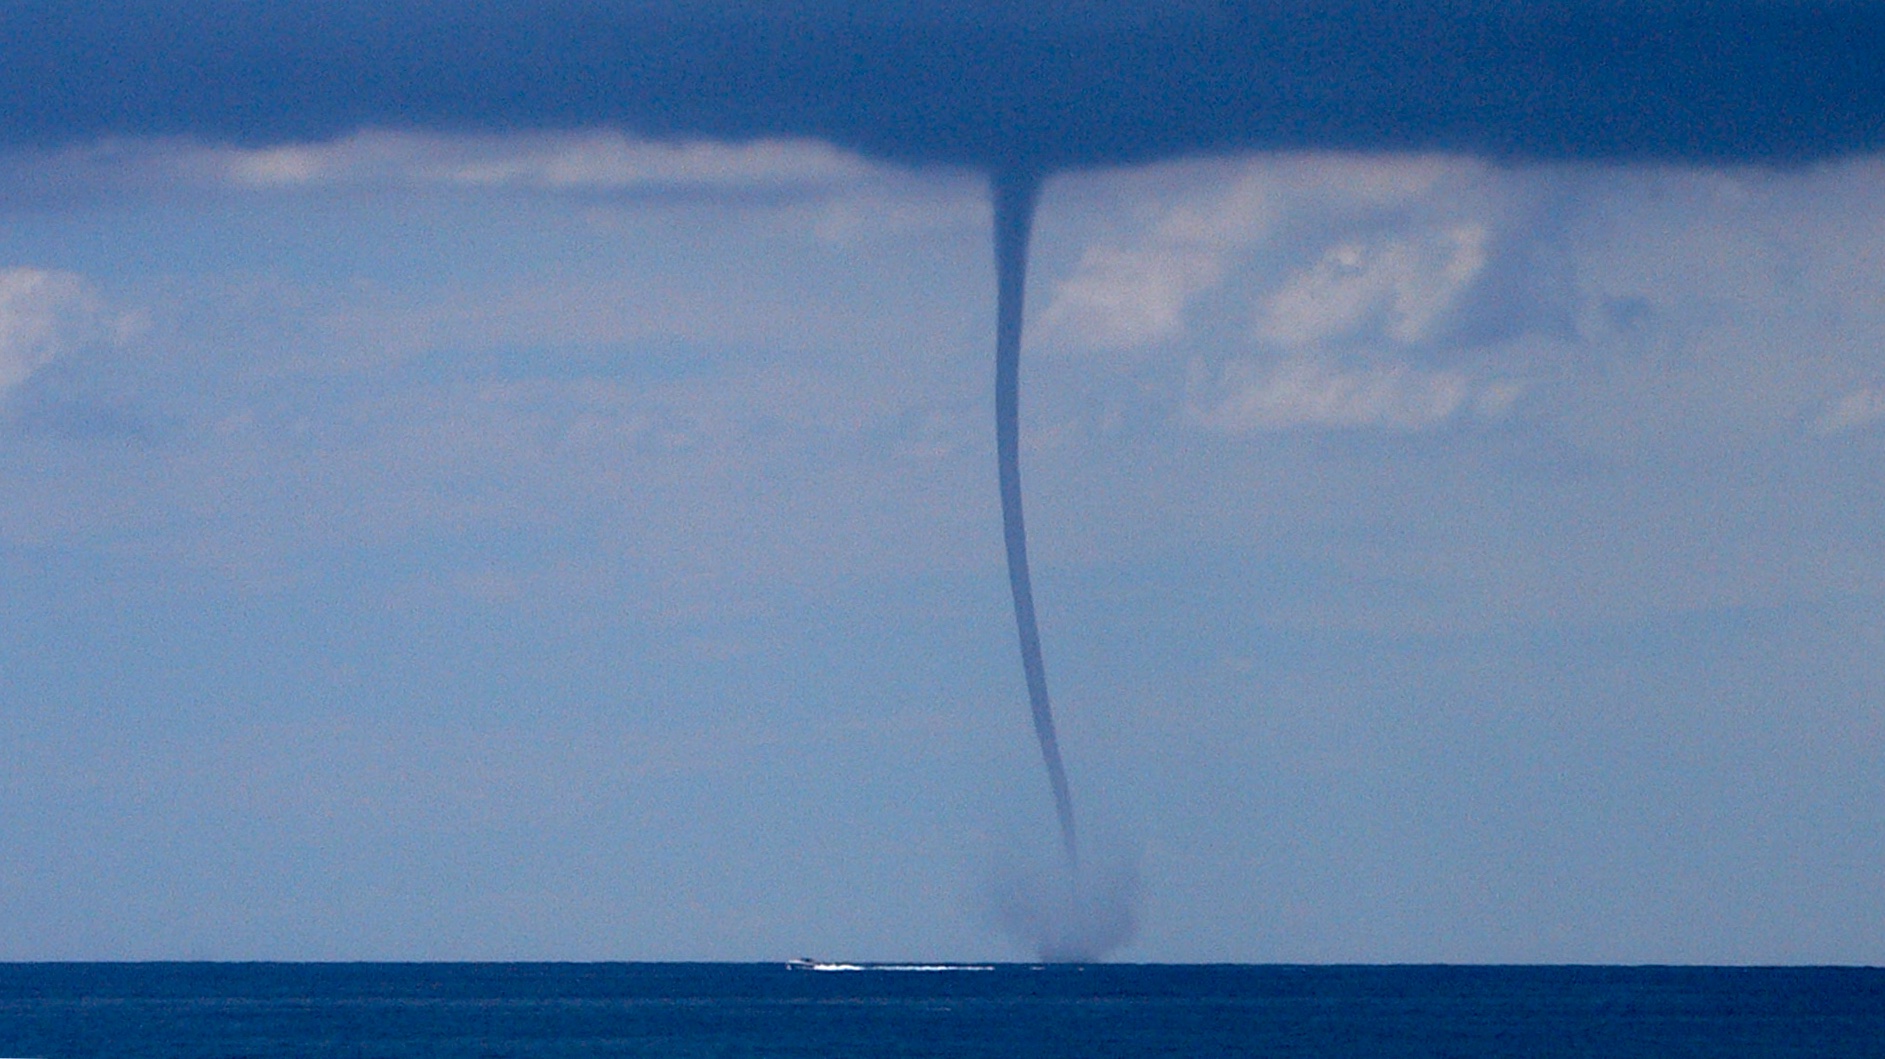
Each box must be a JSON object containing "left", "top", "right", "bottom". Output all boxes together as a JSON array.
[{"left": 1, "top": 963, "right": 1881, "bottom": 1057}]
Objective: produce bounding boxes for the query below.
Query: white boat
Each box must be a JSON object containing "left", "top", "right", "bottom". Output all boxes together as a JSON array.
[{"left": 785, "top": 958, "right": 864, "bottom": 971}]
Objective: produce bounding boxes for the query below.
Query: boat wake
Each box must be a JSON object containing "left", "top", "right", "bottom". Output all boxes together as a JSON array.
[{"left": 786, "top": 959, "right": 995, "bottom": 972}]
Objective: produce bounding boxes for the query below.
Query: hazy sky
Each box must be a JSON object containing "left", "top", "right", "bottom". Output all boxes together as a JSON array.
[{"left": 3, "top": 3, "right": 1884, "bottom": 963}]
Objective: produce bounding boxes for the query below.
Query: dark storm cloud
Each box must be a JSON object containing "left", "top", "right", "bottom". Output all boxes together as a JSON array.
[{"left": 3, "top": 1, "right": 1882, "bottom": 168}]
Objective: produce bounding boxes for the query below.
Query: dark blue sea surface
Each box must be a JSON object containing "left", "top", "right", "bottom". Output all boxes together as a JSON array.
[{"left": 1, "top": 963, "right": 1881, "bottom": 1058}]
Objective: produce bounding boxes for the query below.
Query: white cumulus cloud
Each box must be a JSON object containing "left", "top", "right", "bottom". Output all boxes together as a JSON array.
[
  {"left": 1034, "top": 154, "right": 1503, "bottom": 356},
  {"left": 1186, "top": 356, "right": 1517, "bottom": 433},
  {"left": 0, "top": 131, "right": 883, "bottom": 202},
  {"left": 1814, "top": 387, "right": 1885, "bottom": 434},
  {"left": 215, "top": 130, "right": 874, "bottom": 190},
  {"left": 214, "top": 130, "right": 877, "bottom": 192},
  {"left": 1258, "top": 224, "right": 1488, "bottom": 349},
  {"left": 0, "top": 268, "right": 100, "bottom": 394},
  {"left": 1035, "top": 173, "right": 1273, "bottom": 350}
]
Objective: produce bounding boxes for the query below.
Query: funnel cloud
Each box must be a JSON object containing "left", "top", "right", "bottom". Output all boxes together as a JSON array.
[{"left": 992, "top": 169, "right": 1080, "bottom": 865}]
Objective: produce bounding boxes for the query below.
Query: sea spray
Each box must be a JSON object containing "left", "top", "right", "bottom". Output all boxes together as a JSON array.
[{"left": 981, "top": 831, "right": 1141, "bottom": 962}]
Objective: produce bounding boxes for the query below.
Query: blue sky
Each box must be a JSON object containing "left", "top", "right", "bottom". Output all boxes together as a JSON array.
[{"left": 3, "top": 130, "right": 1882, "bottom": 961}]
